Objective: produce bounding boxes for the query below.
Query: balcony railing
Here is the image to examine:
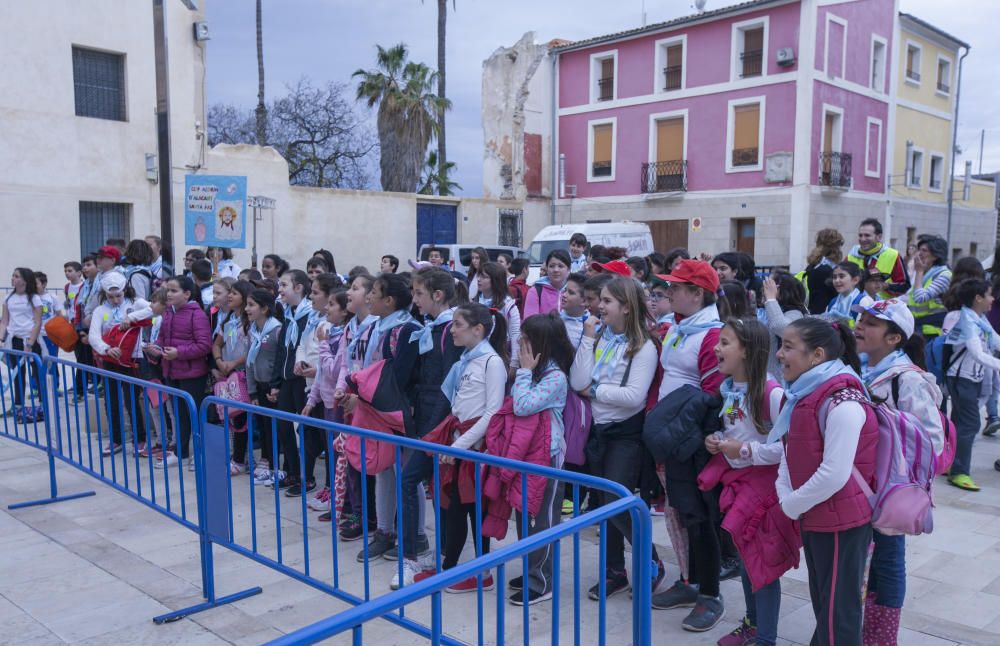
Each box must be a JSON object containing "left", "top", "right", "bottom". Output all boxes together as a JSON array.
[
  {"left": 906, "top": 68, "right": 921, "bottom": 82},
  {"left": 663, "top": 65, "right": 682, "bottom": 90},
  {"left": 819, "top": 151, "right": 852, "bottom": 189},
  {"left": 641, "top": 160, "right": 688, "bottom": 193},
  {"left": 937, "top": 80, "right": 950, "bottom": 93},
  {"left": 731, "top": 147, "right": 759, "bottom": 167},
  {"left": 740, "top": 49, "right": 763, "bottom": 77},
  {"left": 597, "top": 77, "right": 614, "bottom": 101},
  {"left": 592, "top": 161, "right": 613, "bottom": 177}
]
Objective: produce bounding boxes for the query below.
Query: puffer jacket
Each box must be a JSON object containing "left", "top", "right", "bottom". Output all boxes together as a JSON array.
[
  {"left": 698, "top": 454, "right": 801, "bottom": 592},
  {"left": 159, "top": 301, "right": 211, "bottom": 380},
  {"left": 481, "top": 399, "right": 552, "bottom": 539}
]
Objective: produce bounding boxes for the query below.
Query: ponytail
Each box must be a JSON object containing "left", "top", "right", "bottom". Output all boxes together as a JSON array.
[
  {"left": 788, "top": 315, "right": 862, "bottom": 374},
  {"left": 455, "top": 303, "right": 510, "bottom": 368}
]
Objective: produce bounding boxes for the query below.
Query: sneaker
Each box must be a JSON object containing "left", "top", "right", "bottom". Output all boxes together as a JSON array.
[
  {"left": 102, "top": 443, "right": 123, "bottom": 457},
  {"left": 357, "top": 530, "right": 396, "bottom": 563},
  {"left": 509, "top": 575, "right": 524, "bottom": 591},
  {"left": 681, "top": 595, "right": 725, "bottom": 632},
  {"left": 561, "top": 499, "right": 575, "bottom": 515},
  {"left": 339, "top": 514, "right": 363, "bottom": 542},
  {"left": 717, "top": 616, "right": 756, "bottom": 646},
  {"left": 652, "top": 579, "right": 699, "bottom": 610},
  {"left": 318, "top": 511, "right": 333, "bottom": 522},
  {"left": 252, "top": 462, "right": 271, "bottom": 479},
  {"left": 154, "top": 453, "right": 179, "bottom": 469},
  {"left": 253, "top": 468, "right": 274, "bottom": 485},
  {"left": 285, "top": 481, "right": 317, "bottom": 497},
  {"left": 650, "top": 501, "right": 665, "bottom": 516},
  {"left": 995, "top": 459, "right": 1000, "bottom": 473},
  {"left": 263, "top": 471, "right": 288, "bottom": 488},
  {"left": 275, "top": 476, "right": 296, "bottom": 490},
  {"left": 187, "top": 458, "right": 196, "bottom": 471},
  {"left": 720, "top": 556, "right": 741, "bottom": 581},
  {"left": 447, "top": 573, "right": 495, "bottom": 594},
  {"left": 230, "top": 461, "right": 247, "bottom": 476},
  {"left": 390, "top": 556, "right": 435, "bottom": 590},
  {"left": 509, "top": 587, "right": 552, "bottom": 606},
  {"left": 384, "top": 534, "right": 430, "bottom": 561},
  {"left": 588, "top": 570, "right": 630, "bottom": 601},
  {"left": 948, "top": 474, "right": 981, "bottom": 491},
  {"left": 139, "top": 443, "right": 161, "bottom": 458},
  {"left": 985, "top": 417, "right": 1000, "bottom": 437},
  {"left": 307, "top": 487, "right": 331, "bottom": 511},
  {"left": 133, "top": 442, "right": 147, "bottom": 457}
]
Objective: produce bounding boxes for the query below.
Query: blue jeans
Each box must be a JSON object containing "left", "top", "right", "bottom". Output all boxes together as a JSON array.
[
  {"left": 740, "top": 566, "right": 780, "bottom": 646},
  {"left": 868, "top": 531, "right": 905, "bottom": 607},
  {"left": 987, "top": 372, "right": 1000, "bottom": 420},
  {"left": 401, "top": 448, "right": 433, "bottom": 559},
  {"left": 949, "top": 377, "right": 981, "bottom": 477}
]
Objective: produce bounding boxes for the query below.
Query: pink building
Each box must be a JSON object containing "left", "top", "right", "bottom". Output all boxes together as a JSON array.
[{"left": 539, "top": 0, "right": 898, "bottom": 265}]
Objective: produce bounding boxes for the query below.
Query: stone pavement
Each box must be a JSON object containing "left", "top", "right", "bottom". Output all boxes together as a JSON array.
[{"left": 3, "top": 424, "right": 1000, "bottom": 645}]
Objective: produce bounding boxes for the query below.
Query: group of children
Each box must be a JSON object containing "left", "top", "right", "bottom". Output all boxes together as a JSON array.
[{"left": 3, "top": 227, "right": 994, "bottom": 646}]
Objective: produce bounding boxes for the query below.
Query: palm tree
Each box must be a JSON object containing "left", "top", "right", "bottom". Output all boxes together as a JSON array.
[
  {"left": 423, "top": 0, "right": 454, "bottom": 195},
  {"left": 354, "top": 44, "right": 450, "bottom": 193},
  {"left": 255, "top": 0, "right": 267, "bottom": 145},
  {"left": 418, "top": 150, "right": 461, "bottom": 195}
]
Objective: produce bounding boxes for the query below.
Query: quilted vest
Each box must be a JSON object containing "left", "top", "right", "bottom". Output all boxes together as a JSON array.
[{"left": 784, "top": 374, "right": 878, "bottom": 532}]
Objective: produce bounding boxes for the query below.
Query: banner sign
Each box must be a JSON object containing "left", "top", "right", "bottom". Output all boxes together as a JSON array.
[{"left": 184, "top": 175, "right": 248, "bottom": 248}]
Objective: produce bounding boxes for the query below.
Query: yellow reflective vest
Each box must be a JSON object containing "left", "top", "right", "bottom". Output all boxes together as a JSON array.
[
  {"left": 907, "top": 265, "right": 951, "bottom": 337},
  {"left": 847, "top": 244, "right": 902, "bottom": 300}
]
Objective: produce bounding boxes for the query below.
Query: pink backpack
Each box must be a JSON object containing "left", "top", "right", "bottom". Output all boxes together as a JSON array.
[
  {"left": 888, "top": 373, "right": 955, "bottom": 476},
  {"left": 851, "top": 403, "right": 937, "bottom": 536}
]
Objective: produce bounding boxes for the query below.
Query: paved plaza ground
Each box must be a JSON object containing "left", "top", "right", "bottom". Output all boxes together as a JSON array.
[{"left": 3, "top": 412, "right": 1000, "bottom": 645}]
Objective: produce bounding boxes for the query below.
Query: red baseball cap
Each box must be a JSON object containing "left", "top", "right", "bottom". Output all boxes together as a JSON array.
[
  {"left": 96, "top": 245, "right": 122, "bottom": 262},
  {"left": 660, "top": 259, "right": 719, "bottom": 293},
  {"left": 590, "top": 259, "right": 631, "bottom": 277}
]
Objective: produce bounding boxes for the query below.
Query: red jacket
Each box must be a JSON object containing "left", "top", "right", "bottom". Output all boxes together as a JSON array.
[
  {"left": 698, "top": 454, "right": 801, "bottom": 591},
  {"left": 159, "top": 301, "right": 212, "bottom": 380},
  {"left": 481, "top": 399, "right": 552, "bottom": 540},
  {"left": 422, "top": 415, "right": 480, "bottom": 508},
  {"left": 785, "top": 375, "right": 878, "bottom": 533}
]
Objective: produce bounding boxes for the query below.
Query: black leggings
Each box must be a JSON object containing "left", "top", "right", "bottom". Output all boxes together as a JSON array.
[
  {"left": 8, "top": 337, "right": 42, "bottom": 406},
  {"left": 103, "top": 363, "right": 146, "bottom": 446},
  {"left": 276, "top": 377, "right": 307, "bottom": 481},
  {"left": 443, "top": 464, "right": 490, "bottom": 570},
  {"left": 166, "top": 375, "right": 207, "bottom": 459},
  {"left": 301, "top": 404, "right": 326, "bottom": 486},
  {"left": 251, "top": 380, "right": 278, "bottom": 467},
  {"left": 687, "top": 519, "right": 721, "bottom": 597}
]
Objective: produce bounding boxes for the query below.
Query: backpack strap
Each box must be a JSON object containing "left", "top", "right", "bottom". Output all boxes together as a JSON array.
[
  {"left": 534, "top": 283, "right": 544, "bottom": 312},
  {"left": 619, "top": 356, "right": 634, "bottom": 387},
  {"left": 439, "top": 321, "right": 453, "bottom": 355}
]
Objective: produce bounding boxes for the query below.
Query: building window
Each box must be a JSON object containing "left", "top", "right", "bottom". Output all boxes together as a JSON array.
[
  {"left": 929, "top": 154, "right": 944, "bottom": 191},
  {"left": 824, "top": 15, "right": 847, "bottom": 80},
  {"left": 905, "top": 42, "right": 922, "bottom": 84},
  {"left": 589, "top": 51, "right": 617, "bottom": 103},
  {"left": 644, "top": 111, "right": 688, "bottom": 193},
  {"left": 936, "top": 56, "right": 952, "bottom": 94},
  {"left": 497, "top": 208, "right": 523, "bottom": 248},
  {"left": 727, "top": 97, "right": 765, "bottom": 172},
  {"left": 870, "top": 36, "right": 887, "bottom": 93},
  {"left": 79, "top": 202, "right": 130, "bottom": 257},
  {"left": 732, "top": 18, "right": 768, "bottom": 80},
  {"left": 587, "top": 118, "right": 617, "bottom": 182},
  {"left": 655, "top": 36, "right": 686, "bottom": 92},
  {"left": 865, "top": 117, "right": 883, "bottom": 178},
  {"left": 907, "top": 147, "right": 924, "bottom": 188},
  {"left": 72, "top": 46, "right": 126, "bottom": 121}
]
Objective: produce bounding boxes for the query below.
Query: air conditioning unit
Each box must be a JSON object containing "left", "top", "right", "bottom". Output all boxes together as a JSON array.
[
  {"left": 566, "top": 185, "right": 578, "bottom": 198},
  {"left": 193, "top": 21, "right": 211, "bottom": 42},
  {"left": 776, "top": 47, "right": 795, "bottom": 67}
]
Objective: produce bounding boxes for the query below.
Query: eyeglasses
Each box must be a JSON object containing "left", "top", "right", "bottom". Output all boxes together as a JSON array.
[{"left": 649, "top": 292, "right": 668, "bottom": 301}]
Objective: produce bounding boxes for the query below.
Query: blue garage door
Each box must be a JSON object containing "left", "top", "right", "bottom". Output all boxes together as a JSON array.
[{"left": 416, "top": 203, "right": 457, "bottom": 253}]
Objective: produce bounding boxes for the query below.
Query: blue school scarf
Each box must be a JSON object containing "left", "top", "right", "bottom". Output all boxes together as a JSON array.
[
  {"left": 303, "top": 308, "right": 326, "bottom": 340},
  {"left": 477, "top": 293, "right": 493, "bottom": 307},
  {"left": 410, "top": 307, "right": 455, "bottom": 354},
  {"left": 656, "top": 313, "right": 675, "bottom": 326},
  {"left": 947, "top": 306, "right": 995, "bottom": 347},
  {"left": 660, "top": 304, "right": 724, "bottom": 365},
  {"left": 766, "top": 359, "right": 861, "bottom": 444},
  {"left": 345, "top": 314, "right": 379, "bottom": 364},
  {"left": 441, "top": 338, "right": 498, "bottom": 405},
  {"left": 283, "top": 299, "right": 314, "bottom": 348},
  {"left": 591, "top": 325, "right": 629, "bottom": 383},
  {"left": 861, "top": 349, "right": 908, "bottom": 386},
  {"left": 561, "top": 310, "right": 589, "bottom": 324},
  {"left": 365, "top": 309, "right": 415, "bottom": 366},
  {"left": 826, "top": 288, "right": 864, "bottom": 319},
  {"left": 248, "top": 317, "right": 281, "bottom": 370},
  {"left": 718, "top": 378, "right": 748, "bottom": 419}
]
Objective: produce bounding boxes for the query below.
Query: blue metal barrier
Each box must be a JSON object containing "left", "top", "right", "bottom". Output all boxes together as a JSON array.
[{"left": 201, "top": 396, "right": 653, "bottom": 646}]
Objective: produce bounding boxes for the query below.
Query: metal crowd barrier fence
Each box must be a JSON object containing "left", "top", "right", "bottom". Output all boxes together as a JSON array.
[{"left": 0, "top": 348, "right": 653, "bottom": 644}]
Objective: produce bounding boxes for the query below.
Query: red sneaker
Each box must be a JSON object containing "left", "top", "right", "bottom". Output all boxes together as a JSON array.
[
  {"left": 446, "top": 573, "right": 495, "bottom": 593},
  {"left": 413, "top": 569, "right": 438, "bottom": 584}
]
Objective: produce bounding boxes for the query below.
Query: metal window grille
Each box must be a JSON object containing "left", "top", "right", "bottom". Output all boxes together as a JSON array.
[
  {"left": 72, "top": 47, "right": 126, "bottom": 121},
  {"left": 497, "top": 208, "right": 523, "bottom": 248},
  {"left": 79, "top": 202, "right": 130, "bottom": 257}
]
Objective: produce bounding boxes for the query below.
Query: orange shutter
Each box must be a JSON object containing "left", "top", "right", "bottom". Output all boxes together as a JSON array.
[
  {"left": 593, "top": 124, "right": 613, "bottom": 163},
  {"left": 601, "top": 58, "right": 614, "bottom": 81},
  {"left": 744, "top": 27, "right": 763, "bottom": 52},
  {"left": 656, "top": 118, "right": 684, "bottom": 163},
  {"left": 666, "top": 44, "right": 682, "bottom": 68},
  {"left": 733, "top": 104, "right": 760, "bottom": 150}
]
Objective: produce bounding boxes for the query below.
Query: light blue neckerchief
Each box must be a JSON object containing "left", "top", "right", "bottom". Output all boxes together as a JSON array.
[
  {"left": 766, "top": 359, "right": 862, "bottom": 444},
  {"left": 345, "top": 314, "right": 379, "bottom": 364},
  {"left": 248, "top": 317, "right": 281, "bottom": 370},
  {"left": 410, "top": 307, "right": 455, "bottom": 354},
  {"left": 365, "top": 309, "right": 415, "bottom": 367},
  {"left": 561, "top": 310, "right": 589, "bottom": 324},
  {"left": 218, "top": 314, "right": 246, "bottom": 358},
  {"left": 861, "top": 349, "right": 908, "bottom": 385},
  {"left": 441, "top": 338, "right": 498, "bottom": 405},
  {"left": 827, "top": 288, "right": 863, "bottom": 319},
  {"left": 213, "top": 310, "right": 233, "bottom": 337},
  {"left": 660, "top": 304, "right": 724, "bottom": 365},
  {"left": 656, "top": 313, "right": 675, "bottom": 326},
  {"left": 283, "top": 299, "right": 314, "bottom": 348},
  {"left": 477, "top": 293, "right": 493, "bottom": 307},
  {"left": 947, "top": 306, "right": 995, "bottom": 347},
  {"left": 149, "top": 256, "right": 163, "bottom": 277},
  {"left": 718, "top": 378, "right": 748, "bottom": 419},
  {"left": 148, "top": 315, "right": 162, "bottom": 345},
  {"left": 592, "top": 325, "right": 628, "bottom": 382},
  {"left": 303, "top": 308, "right": 325, "bottom": 340}
]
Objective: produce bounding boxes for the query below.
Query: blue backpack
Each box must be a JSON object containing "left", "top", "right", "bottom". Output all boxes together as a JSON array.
[{"left": 925, "top": 334, "right": 964, "bottom": 385}]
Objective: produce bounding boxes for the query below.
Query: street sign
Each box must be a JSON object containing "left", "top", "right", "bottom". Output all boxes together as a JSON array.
[{"left": 248, "top": 195, "right": 276, "bottom": 209}]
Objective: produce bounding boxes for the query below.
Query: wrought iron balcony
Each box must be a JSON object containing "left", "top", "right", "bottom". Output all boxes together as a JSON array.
[
  {"left": 597, "top": 78, "right": 614, "bottom": 101},
  {"left": 663, "top": 65, "right": 682, "bottom": 90},
  {"left": 740, "top": 49, "right": 763, "bottom": 77},
  {"left": 592, "top": 160, "right": 613, "bottom": 177},
  {"left": 731, "top": 147, "right": 759, "bottom": 167},
  {"left": 937, "top": 80, "right": 950, "bottom": 93},
  {"left": 641, "top": 160, "right": 688, "bottom": 193},
  {"left": 818, "top": 151, "right": 852, "bottom": 189},
  {"left": 906, "top": 68, "right": 921, "bottom": 82}
]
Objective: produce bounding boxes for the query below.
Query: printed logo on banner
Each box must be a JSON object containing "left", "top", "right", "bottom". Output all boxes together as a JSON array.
[{"left": 184, "top": 175, "right": 248, "bottom": 248}]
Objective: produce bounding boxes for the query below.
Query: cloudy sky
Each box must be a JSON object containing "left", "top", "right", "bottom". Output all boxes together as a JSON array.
[{"left": 205, "top": 0, "right": 999, "bottom": 195}]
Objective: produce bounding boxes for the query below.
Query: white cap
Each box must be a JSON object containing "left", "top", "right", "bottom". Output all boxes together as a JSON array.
[
  {"left": 101, "top": 271, "right": 127, "bottom": 293},
  {"left": 852, "top": 298, "right": 915, "bottom": 339}
]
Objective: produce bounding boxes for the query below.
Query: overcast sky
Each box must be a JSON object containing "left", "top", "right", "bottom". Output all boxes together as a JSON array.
[{"left": 204, "top": 0, "right": 999, "bottom": 195}]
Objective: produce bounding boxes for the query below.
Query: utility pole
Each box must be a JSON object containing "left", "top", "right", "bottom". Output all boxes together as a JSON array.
[
  {"left": 979, "top": 128, "right": 985, "bottom": 175},
  {"left": 152, "top": 0, "right": 175, "bottom": 267}
]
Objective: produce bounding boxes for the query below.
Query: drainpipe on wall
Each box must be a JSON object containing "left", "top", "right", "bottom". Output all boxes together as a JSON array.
[
  {"left": 550, "top": 49, "right": 558, "bottom": 226},
  {"left": 153, "top": 0, "right": 175, "bottom": 268},
  {"left": 946, "top": 45, "right": 970, "bottom": 247}
]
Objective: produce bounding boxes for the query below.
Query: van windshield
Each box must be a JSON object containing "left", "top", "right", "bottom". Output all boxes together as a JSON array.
[{"left": 528, "top": 240, "right": 569, "bottom": 264}]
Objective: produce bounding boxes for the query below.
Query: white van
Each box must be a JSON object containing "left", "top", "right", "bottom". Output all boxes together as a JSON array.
[{"left": 527, "top": 222, "right": 655, "bottom": 282}]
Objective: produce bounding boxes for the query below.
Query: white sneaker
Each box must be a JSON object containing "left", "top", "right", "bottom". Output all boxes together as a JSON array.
[
  {"left": 253, "top": 468, "right": 273, "bottom": 485},
  {"left": 390, "top": 553, "right": 435, "bottom": 590},
  {"left": 307, "top": 487, "right": 331, "bottom": 511},
  {"left": 154, "top": 453, "right": 178, "bottom": 469},
  {"left": 187, "top": 458, "right": 196, "bottom": 472},
  {"left": 264, "top": 470, "right": 287, "bottom": 487}
]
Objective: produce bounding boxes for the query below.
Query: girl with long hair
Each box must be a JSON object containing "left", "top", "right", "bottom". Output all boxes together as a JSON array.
[
  {"left": 215, "top": 280, "right": 253, "bottom": 473},
  {"left": 245, "top": 289, "right": 284, "bottom": 481},
  {"left": 0, "top": 268, "right": 43, "bottom": 411},
  {"left": 524, "top": 250, "right": 571, "bottom": 318},
  {"left": 477, "top": 261, "right": 522, "bottom": 370},
  {"left": 802, "top": 228, "right": 845, "bottom": 314},
  {"left": 826, "top": 262, "right": 873, "bottom": 326},
  {"left": 466, "top": 246, "right": 490, "bottom": 301}
]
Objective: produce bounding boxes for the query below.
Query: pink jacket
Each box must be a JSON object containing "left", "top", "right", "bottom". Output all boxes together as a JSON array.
[
  {"left": 698, "top": 453, "right": 801, "bottom": 592},
  {"left": 522, "top": 282, "right": 561, "bottom": 319},
  {"left": 307, "top": 330, "right": 344, "bottom": 409},
  {"left": 481, "top": 399, "right": 552, "bottom": 539},
  {"left": 159, "top": 301, "right": 212, "bottom": 380}
]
